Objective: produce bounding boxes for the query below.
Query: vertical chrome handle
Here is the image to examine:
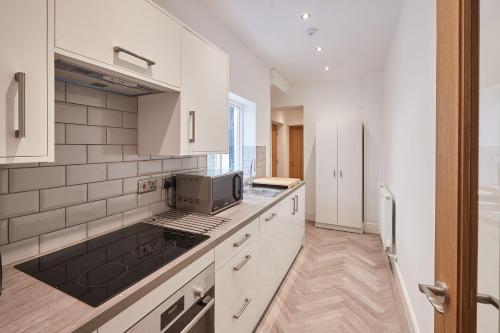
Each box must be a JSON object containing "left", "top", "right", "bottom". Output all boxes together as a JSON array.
[
  {"left": 333, "top": 170, "right": 336, "bottom": 178},
  {"left": 233, "top": 297, "right": 252, "bottom": 319},
  {"left": 189, "top": 111, "right": 196, "bottom": 143},
  {"left": 295, "top": 195, "right": 299, "bottom": 212},
  {"left": 339, "top": 170, "right": 343, "bottom": 178},
  {"left": 291, "top": 197, "right": 296, "bottom": 215},
  {"left": 113, "top": 46, "right": 155, "bottom": 66},
  {"left": 15, "top": 72, "right": 26, "bottom": 138}
]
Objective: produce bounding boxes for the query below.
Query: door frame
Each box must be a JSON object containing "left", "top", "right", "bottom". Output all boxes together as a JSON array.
[{"left": 435, "top": 0, "right": 479, "bottom": 331}]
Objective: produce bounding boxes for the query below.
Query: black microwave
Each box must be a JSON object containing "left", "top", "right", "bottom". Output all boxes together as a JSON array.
[{"left": 175, "top": 170, "right": 243, "bottom": 214}]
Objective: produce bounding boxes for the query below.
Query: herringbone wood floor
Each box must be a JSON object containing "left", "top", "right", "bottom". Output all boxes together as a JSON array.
[{"left": 256, "top": 221, "right": 410, "bottom": 333}]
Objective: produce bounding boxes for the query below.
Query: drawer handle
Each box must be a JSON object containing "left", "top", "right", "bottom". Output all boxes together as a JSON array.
[
  {"left": 233, "top": 297, "right": 252, "bottom": 319},
  {"left": 14, "top": 72, "right": 26, "bottom": 138},
  {"left": 233, "top": 255, "right": 252, "bottom": 272},
  {"left": 233, "top": 233, "right": 251, "bottom": 248},
  {"left": 264, "top": 213, "right": 277, "bottom": 222},
  {"left": 189, "top": 111, "right": 196, "bottom": 143},
  {"left": 113, "top": 46, "right": 156, "bottom": 66}
]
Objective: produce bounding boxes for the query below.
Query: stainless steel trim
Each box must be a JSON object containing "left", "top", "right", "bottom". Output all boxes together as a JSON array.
[
  {"left": 477, "top": 293, "right": 499, "bottom": 310},
  {"left": 264, "top": 213, "right": 277, "bottom": 222},
  {"left": 113, "top": 46, "right": 155, "bottom": 66},
  {"left": 179, "top": 296, "right": 215, "bottom": 333},
  {"left": 233, "top": 297, "right": 252, "bottom": 319},
  {"left": 233, "top": 234, "right": 252, "bottom": 248},
  {"left": 189, "top": 111, "right": 196, "bottom": 143},
  {"left": 14, "top": 72, "right": 26, "bottom": 138},
  {"left": 418, "top": 281, "right": 449, "bottom": 314},
  {"left": 233, "top": 255, "right": 252, "bottom": 272}
]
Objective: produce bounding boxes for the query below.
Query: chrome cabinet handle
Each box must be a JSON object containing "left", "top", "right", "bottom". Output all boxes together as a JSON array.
[
  {"left": 113, "top": 46, "right": 155, "bottom": 66},
  {"left": 291, "top": 197, "right": 296, "bottom": 215},
  {"left": 333, "top": 170, "right": 336, "bottom": 178},
  {"left": 264, "top": 213, "right": 277, "bottom": 222},
  {"left": 233, "top": 255, "right": 251, "bottom": 272},
  {"left": 477, "top": 293, "right": 499, "bottom": 310},
  {"left": 418, "top": 281, "right": 449, "bottom": 314},
  {"left": 179, "top": 296, "right": 214, "bottom": 333},
  {"left": 339, "top": 170, "right": 343, "bottom": 178},
  {"left": 295, "top": 195, "right": 299, "bottom": 212},
  {"left": 233, "top": 297, "right": 252, "bottom": 319},
  {"left": 15, "top": 72, "right": 26, "bottom": 138},
  {"left": 233, "top": 233, "right": 251, "bottom": 248},
  {"left": 189, "top": 111, "right": 196, "bottom": 143}
]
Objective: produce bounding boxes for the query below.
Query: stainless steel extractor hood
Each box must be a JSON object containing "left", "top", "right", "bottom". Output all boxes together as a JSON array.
[{"left": 55, "top": 58, "right": 164, "bottom": 96}]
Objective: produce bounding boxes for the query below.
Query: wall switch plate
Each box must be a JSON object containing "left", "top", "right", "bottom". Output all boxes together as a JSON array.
[{"left": 138, "top": 179, "right": 158, "bottom": 194}]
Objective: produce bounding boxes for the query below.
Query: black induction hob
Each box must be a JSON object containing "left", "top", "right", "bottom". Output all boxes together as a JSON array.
[{"left": 15, "top": 223, "right": 209, "bottom": 307}]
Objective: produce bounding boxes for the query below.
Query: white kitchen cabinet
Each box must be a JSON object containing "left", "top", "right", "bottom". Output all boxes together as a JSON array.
[
  {"left": 138, "top": 27, "right": 229, "bottom": 156},
  {"left": 0, "top": 0, "right": 54, "bottom": 164},
  {"left": 315, "top": 121, "right": 363, "bottom": 232},
  {"left": 216, "top": 282, "right": 260, "bottom": 333},
  {"left": 55, "top": 0, "right": 181, "bottom": 89}
]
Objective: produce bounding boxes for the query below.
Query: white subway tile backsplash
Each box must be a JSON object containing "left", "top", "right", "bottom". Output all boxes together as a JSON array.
[
  {"left": 0, "top": 191, "right": 39, "bottom": 219},
  {"left": 163, "top": 158, "right": 182, "bottom": 172},
  {"left": 88, "top": 214, "right": 122, "bottom": 237},
  {"left": 9, "top": 209, "right": 65, "bottom": 242},
  {"left": 66, "top": 124, "right": 106, "bottom": 144},
  {"left": 48, "top": 145, "right": 87, "bottom": 166},
  {"left": 55, "top": 123, "right": 65, "bottom": 144},
  {"left": 88, "top": 107, "right": 123, "bottom": 127},
  {"left": 123, "top": 176, "right": 148, "bottom": 194},
  {"left": 107, "top": 162, "right": 137, "bottom": 180},
  {"left": 181, "top": 157, "right": 198, "bottom": 170},
  {"left": 0, "top": 169, "right": 7, "bottom": 194},
  {"left": 88, "top": 145, "right": 122, "bottom": 163},
  {"left": 198, "top": 156, "right": 207, "bottom": 168},
  {"left": 122, "top": 112, "right": 138, "bottom": 129},
  {"left": 9, "top": 167, "right": 65, "bottom": 193},
  {"left": 67, "top": 164, "right": 106, "bottom": 185},
  {"left": 40, "top": 224, "right": 87, "bottom": 254},
  {"left": 138, "top": 160, "right": 162, "bottom": 175},
  {"left": 150, "top": 201, "right": 170, "bottom": 215},
  {"left": 107, "top": 193, "right": 137, "bottom": 216},
  {"left": 88, "top": 180, "right": 122, "bottom": 201},
  {"left": 0, "top": 163, "right": 39, "bottom": 169},
  {"left": 123, "top": 206, "right": 150, "bottom": 226},
  {"left": 123, "top": 145, "right": 150, "bottom": 161},
  {"left": 107, "top": 128, "right": 137, "bottom": 145},
  {"left": 40, "top": 185, "right": 87, "bottom": 211},
  {"left": 107, "top": 93, "right": 137, "bottom": 112},
  {"left": 67, "top": 84, "right": 106, "bottom": 108},
  {"left": 0, "top": 237, "right": 39, "bottom": 265},
  {"left": 55, "top": 81, "right": 65, "bottom": 102},
  {"left": 55, "top": 102, "right": 87, "bottom": 124},
  {"left": 66, "top": 200, "right": 106, "bottom": 227},
  {"left": 138, "top": 189, "right": 162, "bottom": 207},
  {"left": 0, "top": 219, "right": 8, "bottom": 245}
]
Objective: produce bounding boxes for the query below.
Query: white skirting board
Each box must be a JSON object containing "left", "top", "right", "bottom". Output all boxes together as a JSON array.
[
  {"left": 363, "top": 222, "right": 379, "bottom": 234},
  {"left": 390, "top": 258, "right": 420, "bottom": 333}
]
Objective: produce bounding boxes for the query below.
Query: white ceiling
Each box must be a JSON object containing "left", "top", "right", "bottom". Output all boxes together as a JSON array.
[{"left": 199, "top": 0, "right": 404, "bottom": 83}]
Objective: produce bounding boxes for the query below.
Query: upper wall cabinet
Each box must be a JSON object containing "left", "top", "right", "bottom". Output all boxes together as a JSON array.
[
  {"left": 0, "top": 0, "right": 54, "bottom": 164},
  {"left": 138, "top": 27, "right": 229, "bottom": 156},
  {"left": 54, "top": 0, "right": 181, "bottom": 89}
]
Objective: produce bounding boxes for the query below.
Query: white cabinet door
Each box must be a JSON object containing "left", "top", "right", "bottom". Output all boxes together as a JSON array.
[
  {"left": 181, "top": 28, "right": 228, "bottom": 154},
  {"left": 315, "top": 123, "right": 338, "bottom": 225},
  {"left": 337, "top": 121, "right": 363, "bottom": 229},
  {"left": 55, "top": 0, "right": 181, "bottom": 88},
  {"left": 0, "top": 0, "right": 53, "bottom": 163}
]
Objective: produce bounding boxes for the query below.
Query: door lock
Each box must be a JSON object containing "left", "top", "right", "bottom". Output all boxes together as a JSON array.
[{"left": 418, "top": 281, "right": 449, "bottom": 314}]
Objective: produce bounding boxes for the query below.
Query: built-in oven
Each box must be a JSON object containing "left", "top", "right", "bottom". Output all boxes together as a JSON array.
[{"left": 127, "top": 263, "right": 215, "bottom": 333}]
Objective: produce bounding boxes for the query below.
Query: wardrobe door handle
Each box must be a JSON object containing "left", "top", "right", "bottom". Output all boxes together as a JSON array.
[
  {"left": 291, "top": 197, "right": 296, "bottom": 215},
  {"left": 113, "top": 46, "right": 155, "bottom": 66},
  {"left": 15, "top": 72, "right": 26, "bottom": 138}
]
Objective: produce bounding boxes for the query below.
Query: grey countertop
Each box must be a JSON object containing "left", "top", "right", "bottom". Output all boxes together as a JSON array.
[{"left": 0, "top": 182, "right": 305, "bottom": 333}]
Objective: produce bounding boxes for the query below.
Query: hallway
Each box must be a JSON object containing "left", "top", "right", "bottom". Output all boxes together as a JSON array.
[{"left": 256, "top": 222, "right": 410, "bottom": 333}]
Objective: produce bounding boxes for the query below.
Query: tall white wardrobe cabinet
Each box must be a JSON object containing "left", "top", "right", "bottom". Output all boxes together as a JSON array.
[{"left": 315, "top": 121, "right": 363, "bottom": 232}]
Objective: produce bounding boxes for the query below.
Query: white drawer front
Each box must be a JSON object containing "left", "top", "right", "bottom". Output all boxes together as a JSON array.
[
  {"left": 216, "top": 282, "right": 259, "bottom": 333},
  {"left": 259, "top": 205, "right": 279, "bottom": 236},
  {"left": 215, "top": 218, "right": 258, "bottom": 271},
  {"left": 215, "top": 237, "right": 258, "bottom": 324}
]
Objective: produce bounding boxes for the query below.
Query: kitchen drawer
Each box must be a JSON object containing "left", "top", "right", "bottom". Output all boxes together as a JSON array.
[
  {"left": 215, "top": 218, "right": 258, "bottom": 271},
  {"left": 215, "top": 237, "right": 258, "bottom": 324},
  {"left": 259, "top": 205, "right": 280, "bottom": 236},
  {"left": 55, "top": 0, "right": 181, "bottom": 88},
  {"left": 216, "top": 282, "right": 259, "bottom": 333}
]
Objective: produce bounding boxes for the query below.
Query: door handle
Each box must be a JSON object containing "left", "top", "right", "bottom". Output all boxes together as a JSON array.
[
  {"left": 333, "top": 170, "right": 336, "bottom": 178},
  {"left": 339, "top": 170, "right": 343, "bottom": 178},
  {"left": 189, "top": 111, "right": 196, "bottom": 143},
  {"left": 477, "top": 293, "right": 499, "bottom": 310},
  {"left": 291, "top": 197, "right": 296, "bottom": 215},
  {"left": 294, "top": 195, "right": 299, "bottom": 212},
  {"left": 418, "top": 281, "right": 449, "bottom": 314},
  {"left": 15, "top": 72, "right": 26, "bottom": 138}
]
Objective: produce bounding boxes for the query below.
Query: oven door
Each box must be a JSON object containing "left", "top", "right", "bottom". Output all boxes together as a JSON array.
[
  {"left": 211, "top": 173, "right": 242, "bottom": 213},
  {"left": 165, "top": 291, "right": 215, "bottom": 333}
]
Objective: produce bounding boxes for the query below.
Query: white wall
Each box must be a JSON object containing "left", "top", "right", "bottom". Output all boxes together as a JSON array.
[
  {"left": 153, "top": 0, "right": 271, "bottom": 172},
  {"left": 271, "top": 73, "right": 384, "bottom": 224},
  {"left": 271, "top": 107, "right": 303, "bottom": 177},
  {"left": 382, "top": 0, "right": 436, "bottom": 331}
]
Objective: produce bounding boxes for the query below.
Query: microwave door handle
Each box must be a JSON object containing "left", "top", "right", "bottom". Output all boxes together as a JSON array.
[
  {"left": 179, "top": 296, "right": 215, "bottom": 333},
  {"left": 233, "top": 174, "right": 242, "bottom": 201}
]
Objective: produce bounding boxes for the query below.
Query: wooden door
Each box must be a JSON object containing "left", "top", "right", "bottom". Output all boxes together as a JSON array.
[
  {"left": 337, "top": 121, "right": 363, "bottom": 229},
  {"left": 289, "top": 125, "right": 303, "bottom": 180},
  {"left": 272, "top": 124, "right": 278, "bottom": 177}
]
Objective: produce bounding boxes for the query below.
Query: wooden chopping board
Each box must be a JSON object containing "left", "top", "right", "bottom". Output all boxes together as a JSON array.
[{"left": 252, "top": 177, "right": 301, "bottom": 188}]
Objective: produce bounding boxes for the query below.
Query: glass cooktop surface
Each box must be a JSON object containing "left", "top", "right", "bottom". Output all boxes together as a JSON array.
[{"left": 15, "top": 223, "right": 209, "bottom": 307}]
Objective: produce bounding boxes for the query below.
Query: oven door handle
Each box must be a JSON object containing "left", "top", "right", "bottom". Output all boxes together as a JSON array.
[{"left": 179, "top": 296, "right": 215, "bottom": 333}]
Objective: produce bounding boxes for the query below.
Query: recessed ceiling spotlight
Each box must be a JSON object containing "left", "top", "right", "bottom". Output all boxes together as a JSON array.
[
  {"left": 316, "top": 46, "right": 323, "bottom": 52},
  {"left": 324, "top": 66, "right": 330, "bottom": 71},
  {"left": 301, "top": 12, "right": 311, "bottom": 21}
]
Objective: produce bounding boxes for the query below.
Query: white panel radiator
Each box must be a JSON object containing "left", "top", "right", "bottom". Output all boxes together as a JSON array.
[{"left": 377, "top": 183, "right": 395, "bottom": 254}]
